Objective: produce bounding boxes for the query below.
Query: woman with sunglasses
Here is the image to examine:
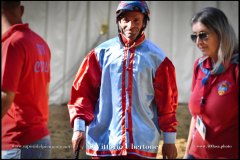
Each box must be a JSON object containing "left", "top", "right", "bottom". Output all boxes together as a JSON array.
[{"left": 184, "top": 7, "right": 239, "bottom": 159}]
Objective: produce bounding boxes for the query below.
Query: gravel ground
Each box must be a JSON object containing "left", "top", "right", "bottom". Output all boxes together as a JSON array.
[{"left": 48, "top": 104, "right": 191, "bottom": 159}]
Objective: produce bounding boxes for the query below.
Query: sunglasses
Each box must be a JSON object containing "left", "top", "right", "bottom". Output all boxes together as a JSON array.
[{"left": 190, "top": 32, "right": 209, "bottom": 43}]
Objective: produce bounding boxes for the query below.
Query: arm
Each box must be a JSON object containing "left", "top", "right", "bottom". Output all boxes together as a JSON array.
[
  {"left": 153, "top": 57, "right": 178, "bottom": 159},
  {"left": 72, "top": 119, "right": 86, "bottom": 153},
  {"left": 1, "top": 90, "right": 15, "bottom": 118},
  {"left": 68, "top": 50, "right": 101, "bottom": 152},
  {"left": 235, "top": 63, "right": 238, "bottom": 89},
  {"left": 2, "top": 39, "right": 24, "bottom": 118},
  {"left": 46, "top": 83, "right": 50, "bottom": 101},
  {"left": 68, "top": 50, "right": 101, "bottom": 127},
  {"left": 183, "top": 59, "right": 199, "bottom": 158},
  {"left": 183, "top": 117, "right": 195, "bottom": 159}
]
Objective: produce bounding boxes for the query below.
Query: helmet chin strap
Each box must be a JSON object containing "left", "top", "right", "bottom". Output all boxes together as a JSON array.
[{"left": 134, "top": 24, "right": 146, "bottom": 41}]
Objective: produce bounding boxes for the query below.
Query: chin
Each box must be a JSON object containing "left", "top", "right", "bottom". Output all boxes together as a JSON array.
[{"left": 125, "top": 33, "right": 136, "bottom": 39}]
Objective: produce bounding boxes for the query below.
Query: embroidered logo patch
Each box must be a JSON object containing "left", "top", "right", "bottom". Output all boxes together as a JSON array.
[{"left": 218, "top": 80, "right": 231, "bottom": 96}]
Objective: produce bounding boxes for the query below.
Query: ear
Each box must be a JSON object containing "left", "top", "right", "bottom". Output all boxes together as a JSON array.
[
  {"left": 142, "top": 20, "right": 146, "bottom": 30},
  {"left": 117, "top": 17, "right": 121, "bottom": 24},
  {"left": 20, "top": 6, "right": 24, "bottom": 17},
  {"left": 117, "top": 20, "right": 122, "bottom": 29}
]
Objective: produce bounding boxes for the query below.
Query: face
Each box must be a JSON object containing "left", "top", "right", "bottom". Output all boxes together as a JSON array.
[
  {"left": 118, "top": 11, "right": 145, "bottom": 42},
  {"left": 191, "top": 22, "right": 220, "bottom": 61}
]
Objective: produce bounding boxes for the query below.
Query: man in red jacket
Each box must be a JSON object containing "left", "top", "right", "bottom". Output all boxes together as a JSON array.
[{"left": 1, "top": 1, "right": 51, "bottom": 159}]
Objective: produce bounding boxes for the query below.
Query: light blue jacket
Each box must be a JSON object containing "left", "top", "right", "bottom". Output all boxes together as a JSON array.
[{"left": 68, "top": 33, "right": 178, "bottom": 158}]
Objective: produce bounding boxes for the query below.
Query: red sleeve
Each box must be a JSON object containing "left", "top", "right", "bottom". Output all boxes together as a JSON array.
[
  {"left": 68, "top": 50, "right": 101, "bottom": 127},
  {"left": 235, "top": 63, "right": 239, "bottom": 89},
  {"left": 46, "top": 45, "right": 51, "bottom": 83},
  {"left": 153, "top": 57, "right": 178, "bottom": 132},
  {"left": 1, "top": 42, "right": 25, "bottom": 92}
]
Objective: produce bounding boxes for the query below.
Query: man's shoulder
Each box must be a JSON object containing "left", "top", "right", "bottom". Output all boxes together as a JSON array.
[
  {"left": 98, "top": 36, "right": 119, "bottom": 47},
  {"left": 9, "top": 28, "right": 40, "bottom": 43},
  {"left": 16, "top": 29, "right": 49, "bottom": 50},
  {"left": 142, "top": 39, "right": 166, "bottom": 56}
]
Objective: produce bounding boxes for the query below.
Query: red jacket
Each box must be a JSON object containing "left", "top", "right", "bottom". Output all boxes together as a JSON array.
[{"left": 188, "top": 56, "right": 239, "bottom": 158}]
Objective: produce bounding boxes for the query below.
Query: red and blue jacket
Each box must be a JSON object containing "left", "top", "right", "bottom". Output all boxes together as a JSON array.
[{"left": 68, "top": 33, "right": 178, "bottom": 158}]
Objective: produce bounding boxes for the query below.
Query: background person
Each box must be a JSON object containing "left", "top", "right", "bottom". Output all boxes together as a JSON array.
[
  {"left": 1, "top": 1, "right": 52, "bottom": 159},
  {"left": 184, "top": 7, "right": 239, "bottom": 159}
]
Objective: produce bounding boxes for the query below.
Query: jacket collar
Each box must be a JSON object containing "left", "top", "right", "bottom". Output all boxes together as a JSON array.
[
  {"left": 198, "top": 56, "right": 213, "bottom": 70},
  {"left": 119, "top": 32, "right": 145, "bottom": 48}
]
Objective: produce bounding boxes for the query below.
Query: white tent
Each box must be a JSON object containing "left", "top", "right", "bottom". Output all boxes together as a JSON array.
[{"left": 21, "top": 1, "right": 239, "bottom": 105}]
